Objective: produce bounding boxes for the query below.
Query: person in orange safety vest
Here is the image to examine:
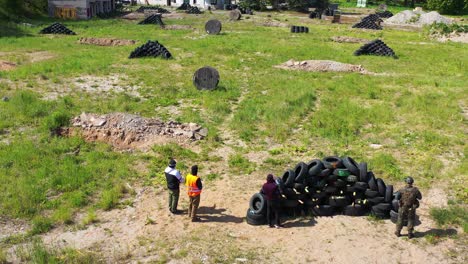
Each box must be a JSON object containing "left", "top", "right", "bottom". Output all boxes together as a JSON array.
[{"left": 186, "top": 165, "right": 203, "bottom": 222}]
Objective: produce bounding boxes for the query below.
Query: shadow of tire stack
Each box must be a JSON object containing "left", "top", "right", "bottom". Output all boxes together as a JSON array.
[
  {"left": 39, "top": 23, "right": 76, "bottom": 35},
  {"left": 128, "top": 40, "right": 172, "bottom": 59},
  {"left": 247, "top": 156, "right": 400, "bottom": 225}
]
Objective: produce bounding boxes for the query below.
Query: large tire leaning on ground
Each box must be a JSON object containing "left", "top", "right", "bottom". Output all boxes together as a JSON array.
[
  {"left": 376, "top": 178, "right": 386, "bottom": 196},
  {"left": 307, "top": 159, "right": 324, "bottom": 176},
  {"left": 389, "top": 209, "right": 404, "bottom": 225},
  {"left": 385, "top": 185, "right": 393, "bottom": 203},
  {"left": 359, "top": 162, "right": 368, "bottom": 182},
  {"left": 249, "top": 193, "right": 266, "bottom": 214},
  {"left": 323, "top": 156, "right": 343, "bottom": 169},
  {"left": 342, "top": 156, "right": 360, "bottom": 176},
  {"left": 246, "top": 209, "right": 266, "bottom": 225},
  {"left": 205, "top": 19, "right": 222, "bottom": 35},
  {"left": 367, "top": 171, "right": 378, "bottom": 191},
  {"left": 344, "top": 204, "right": 366, "bottom": 216},
  {"left": 367, "top": 196, "right": 385, "bottom": 205},
  {"left": 365, "top": 189, "right": 379, "bottom": 198},
  {"left": 229, "top": 9, "right": 242, "bottom": 20},
  {"left": 193, "top": 66, "right": 220, "bottom": 90},
  {"left": 294, "top": 162, "right": 308, "bottom": 183},
  {"left": 282, "top": 169, "right": 296, "bottom": 188},
  {"left": 392, "top": 199, "right": 399, "bottom": 212}
]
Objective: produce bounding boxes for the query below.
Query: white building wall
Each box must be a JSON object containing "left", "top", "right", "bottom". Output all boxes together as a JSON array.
[
  {"left": 136, "top": 0, "right": 229, "bottom": 9},
  {"left": 48, "top": 0, "right": 115, "bottom": 19}
]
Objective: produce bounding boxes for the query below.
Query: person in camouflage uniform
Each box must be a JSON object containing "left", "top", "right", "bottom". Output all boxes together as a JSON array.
[{"left": 395, "top": 176, "right": 422, "bottom": 239}]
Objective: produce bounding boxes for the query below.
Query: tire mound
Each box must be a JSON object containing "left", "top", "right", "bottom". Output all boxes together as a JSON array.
[
  {"left": 136, "top": 6, "right": 170, "bottom": 13},
  {"left": 247, "top": 156, "right": 398, "bottom": 225},
  {"left": 39, "top": 22, "right": 76, "bottom": 35},
  {"left": 354, "top": 39, "right": 396, "bottom": 57},
  {"left": 177, "top": 3, "right": 191, "bottom": 10},
  {"left": 377, "top": 11, "right": 393, "bottom": 18},
  {"left": 128, "top": 40, "right": 172, "bottom": 59},
  {"left": 290, "top": 26, "right": 309, "bottom": 33},
  {"left": 138, "top": 14, "right": 164, "bottom": 25},
  {"left": 186, "top": 6, "right": 203, "bottom": 14}
]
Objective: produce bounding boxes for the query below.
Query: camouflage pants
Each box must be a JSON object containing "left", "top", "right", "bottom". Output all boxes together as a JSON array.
[{"left": 396, "top": 207, "right": 416, "bottom": 234}]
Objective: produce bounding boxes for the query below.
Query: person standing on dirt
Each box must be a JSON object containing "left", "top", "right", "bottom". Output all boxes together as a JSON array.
[
  {"left": 262, "top": 174, "right": 283, "bottom": 228},
  {"left": 395, "top": 176, "right": 422, "bottom": 239},
  {"left": 185, "top": 165, "right": 203, "bottom": 222},
  {"left": 165, "top": 159, "right": 184, "bottom": 214}
]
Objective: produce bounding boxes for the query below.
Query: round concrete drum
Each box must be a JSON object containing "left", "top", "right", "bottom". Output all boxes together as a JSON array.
[
  {"left": 193, "top": 66, "right": 220, "bottom": 90},
  {"left": 205, "top": 19, "right": 222, "bottom": 35}
]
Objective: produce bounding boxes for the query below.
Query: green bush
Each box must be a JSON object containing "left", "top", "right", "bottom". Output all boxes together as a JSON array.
[
  {"left": 430, "top": 205, "right": 468, "bottom": 232},
  {"left": 43, "top": 111, "right": 71, "bottom": 132},
  {"left": 30, "top": 216, "right": 53, "bottom": 235},
  {"left": 239, "top": 0, "right": 268, "bottom": 10},
  {"left": 287, "top": 0, "right": 309, "bottom": 11},
  {"left": 426, "top": 0, "right": 468, "bottom": 15}
]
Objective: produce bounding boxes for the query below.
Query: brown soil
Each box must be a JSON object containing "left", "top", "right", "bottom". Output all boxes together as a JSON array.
[
  {"left": 63, "top": 112, "right": 207, "bottom": 151},
  {"left": 435, "top": 32, "right": 468, "bottom": 44},
  {"left": 275, "top": 59, "right": 368, "bottom": 74},
  {"left": 162, "top": 25, "right": 194, "bottom": 30},
  {"left": 331, "top": 36, "right": 370, "bottom": 43},
  {"left": 0, "top": 61, "right": 16, "bottom": 71},
  {"left": 259, "top": 20, "right": 289, "bottom": 28},
  {"left": 121, "top": 12, "right": 144, "bottom": 20},
  {"left": 78, "top": 37, "right": 137, "bottom": 46}
]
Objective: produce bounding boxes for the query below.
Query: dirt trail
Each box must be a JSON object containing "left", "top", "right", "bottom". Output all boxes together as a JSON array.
[{"left": 38, "top": 182, "right": 464, "bottom": 263}]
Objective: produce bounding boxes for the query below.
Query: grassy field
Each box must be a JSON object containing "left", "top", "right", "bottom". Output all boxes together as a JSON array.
[{"left": 0, "top": 6, "right": 467, "bottom": 261}]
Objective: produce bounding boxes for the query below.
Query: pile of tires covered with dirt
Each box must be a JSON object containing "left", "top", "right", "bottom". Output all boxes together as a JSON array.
[
  {"left": 247, "top": 156, "right": 399, "bottom": 226},
  {"left": 186, "top": 6, "right": 203, "bottom": 14},
  {"left": 354, "top": 39, "right": 396, "bottom": 58},
  {"left": 352, "top": 14, "right": 383, "bottom": 30},
  {"left": 128, "top": 40, "right": 172, "bottom": 59},
  {"left": 39, "top": 23, "right": 76, "bottom": 35},
  {"left": 138, "top": 14, "right": 164, "bottom": 25},
  {"left": 136, "top": 6, "right": 170, "bottom": 14}
]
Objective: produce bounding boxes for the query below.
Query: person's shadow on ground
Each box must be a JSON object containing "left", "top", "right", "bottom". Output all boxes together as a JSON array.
[
  {"left": 414, "top": 228, "right": 457, "bottom": 238},
  {"left": 196, "top": 205, "right": 244, "bottom": 223}
]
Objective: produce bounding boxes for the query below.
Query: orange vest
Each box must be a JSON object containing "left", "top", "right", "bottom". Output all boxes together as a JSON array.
[{"left": 186, "top": 173, "right": 201, "bottom": 197}]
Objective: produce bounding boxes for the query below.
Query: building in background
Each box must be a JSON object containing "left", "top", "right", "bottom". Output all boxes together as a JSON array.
[
  {"left": 136, "top": 0, "right": 231, "bottom": 10},
  {"left": 48, "top": 0, "right": 116, "bottom": 19}
]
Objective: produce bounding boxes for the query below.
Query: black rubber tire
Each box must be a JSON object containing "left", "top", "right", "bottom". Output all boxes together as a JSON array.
[
  {"left": 326, "top": 173, "right": 337, "bottom": 182},
  {"left": 334, "top": 179, "right": 347, "bottom": 188},
  {"left": 385, "top": 185, "right": 393, "bottom": 203},
  {"left": 319, "top": 168, "right": 332, "bottom": 178},
  {"left": 193, "top": 66, "right": 220, "bottom": 90},
  {"left": 282, "top": 188, "right": 298, "bottom": 200},
  {"left": 343, "top": 204, "right": 366, "bottom": 216},
  {"left": 367, "top": 196, "right": 385, "bottom": 205},
  {"left": 307, "top": 159, "right": 324, "bottom": 176},
  {"left": 345, "top": 185, "right": 356, "bottom": 193},
  {"left": 346, "top": 175, "right": 358, "bottom": 183},
  {"left": 323, "top": 156, "right": 343, "bottom": 169},
  {"left": 324, "top": 185, "right": 337, "bottom": 194},
  {"left": 281, "top": 199, "right": 299, "bottom": 208},
  {"left": 246, "top": 209, "right": 266, "bottom": 225},
  {"left": 293, "top": 183, "right": 305, "bottom": 193},
  {"left": 358, "top": 162, "right": 368, "bottom": 182},
  {"left": 370, "top": 209, "right": 389, "bottom": 219},
  {"left": 311, "top": 205, "right": 335, "bottom": 216},
  {"left": 354, "top": 182, "right": 368, "bottom": 192},
  {"left": 376, "top": 178, "right": 386, "bottom": 196},
  {"left": 342, "top": 156, "right": 360, "bottom": 176},
  {"left": 389, "top": 209, "right": 401, "bottom": 224},
  {"left": 367, "top": 171, "right": 378, "bottom": 191},
  {"left": 293, "top": 162, "right": 308, "bottom": 183},
  {"left": 392, "top": 199, "right": 399, "bottom": 212},
  {"left": 282, "top": 169, "right": 296, "bottom": 188},
  {"left": 315, "top": 179, "right": 327, "bottom": 189},
  {"left": 249, "top": 193, "right": 266, "bottom": 214},
  {"left": 328, "top": 196, "right": 349, "bottom": 207},
  {"left": 373, "top": 203, "right": 392, "bottom": 211}
]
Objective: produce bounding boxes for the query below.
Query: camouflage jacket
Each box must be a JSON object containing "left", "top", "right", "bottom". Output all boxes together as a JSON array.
[{"left": 398, "top": 185, "right": 422, "bottom": 209}]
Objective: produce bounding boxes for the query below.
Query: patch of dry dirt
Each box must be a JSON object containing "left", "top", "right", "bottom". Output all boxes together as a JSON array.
[
  {"left": 0, "top": 61, "right": 16, "bottom": 71},
  {"left": 275, "top": 59, "right": 368, "bottom": 74},
  {"left": 64, "top": 112, "right": 208, "bottom": 151},
  {"left": 0, "top": 216, "right": 29, "bottom": 241},
  {"left": 435, "top": 32, "right": 468, "bottom": 44},
  {"left": 78, "top": 37, "right": 137, "bottom": 46},
  {"left": 259, "top": 20, "right": 289, "bottom": 28},
  {"left": 331, "top": 36, "right": 370, "bottom": 43}
]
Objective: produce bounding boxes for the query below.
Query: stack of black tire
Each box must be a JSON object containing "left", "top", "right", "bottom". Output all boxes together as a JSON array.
[
  {"left": 136, "top": 6, "right": 170, "bottom": 13},
  {"left": 186, "top": 6, "right": 203, "bottom": 14},
  {"left": 39, "top": 23, "right": 76, "bottom": 35},
  {"left": 247, "top": 156, "right": 397, "bottom": 226},
  {"left": 377, "top": 10, "right": 393, "bottom": 18},
  {"left": 128, "top": 40, "right": 172, "bottom": 59},
  {"left": 290, "top": 26, "right": 309, "bottom": 33},
  {"left": 177, "top": 3, "right": 191, "bottom": 10},
  {"left": 354, "top": 39, "right": 396, "bottom": 57},
  {"left": 352, "top": 14, "right": 383, "bottom": 30},
  {"left": 138, "top": 14, "right": 164, "bottom": 25},
  {"left": 309, "top": 10, "right": 322, "bottom": 19}
]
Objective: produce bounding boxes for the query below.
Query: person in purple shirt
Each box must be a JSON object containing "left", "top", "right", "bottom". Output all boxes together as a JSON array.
[{"left": 261, "top": 174, "right": 284, "bottom": 228}]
